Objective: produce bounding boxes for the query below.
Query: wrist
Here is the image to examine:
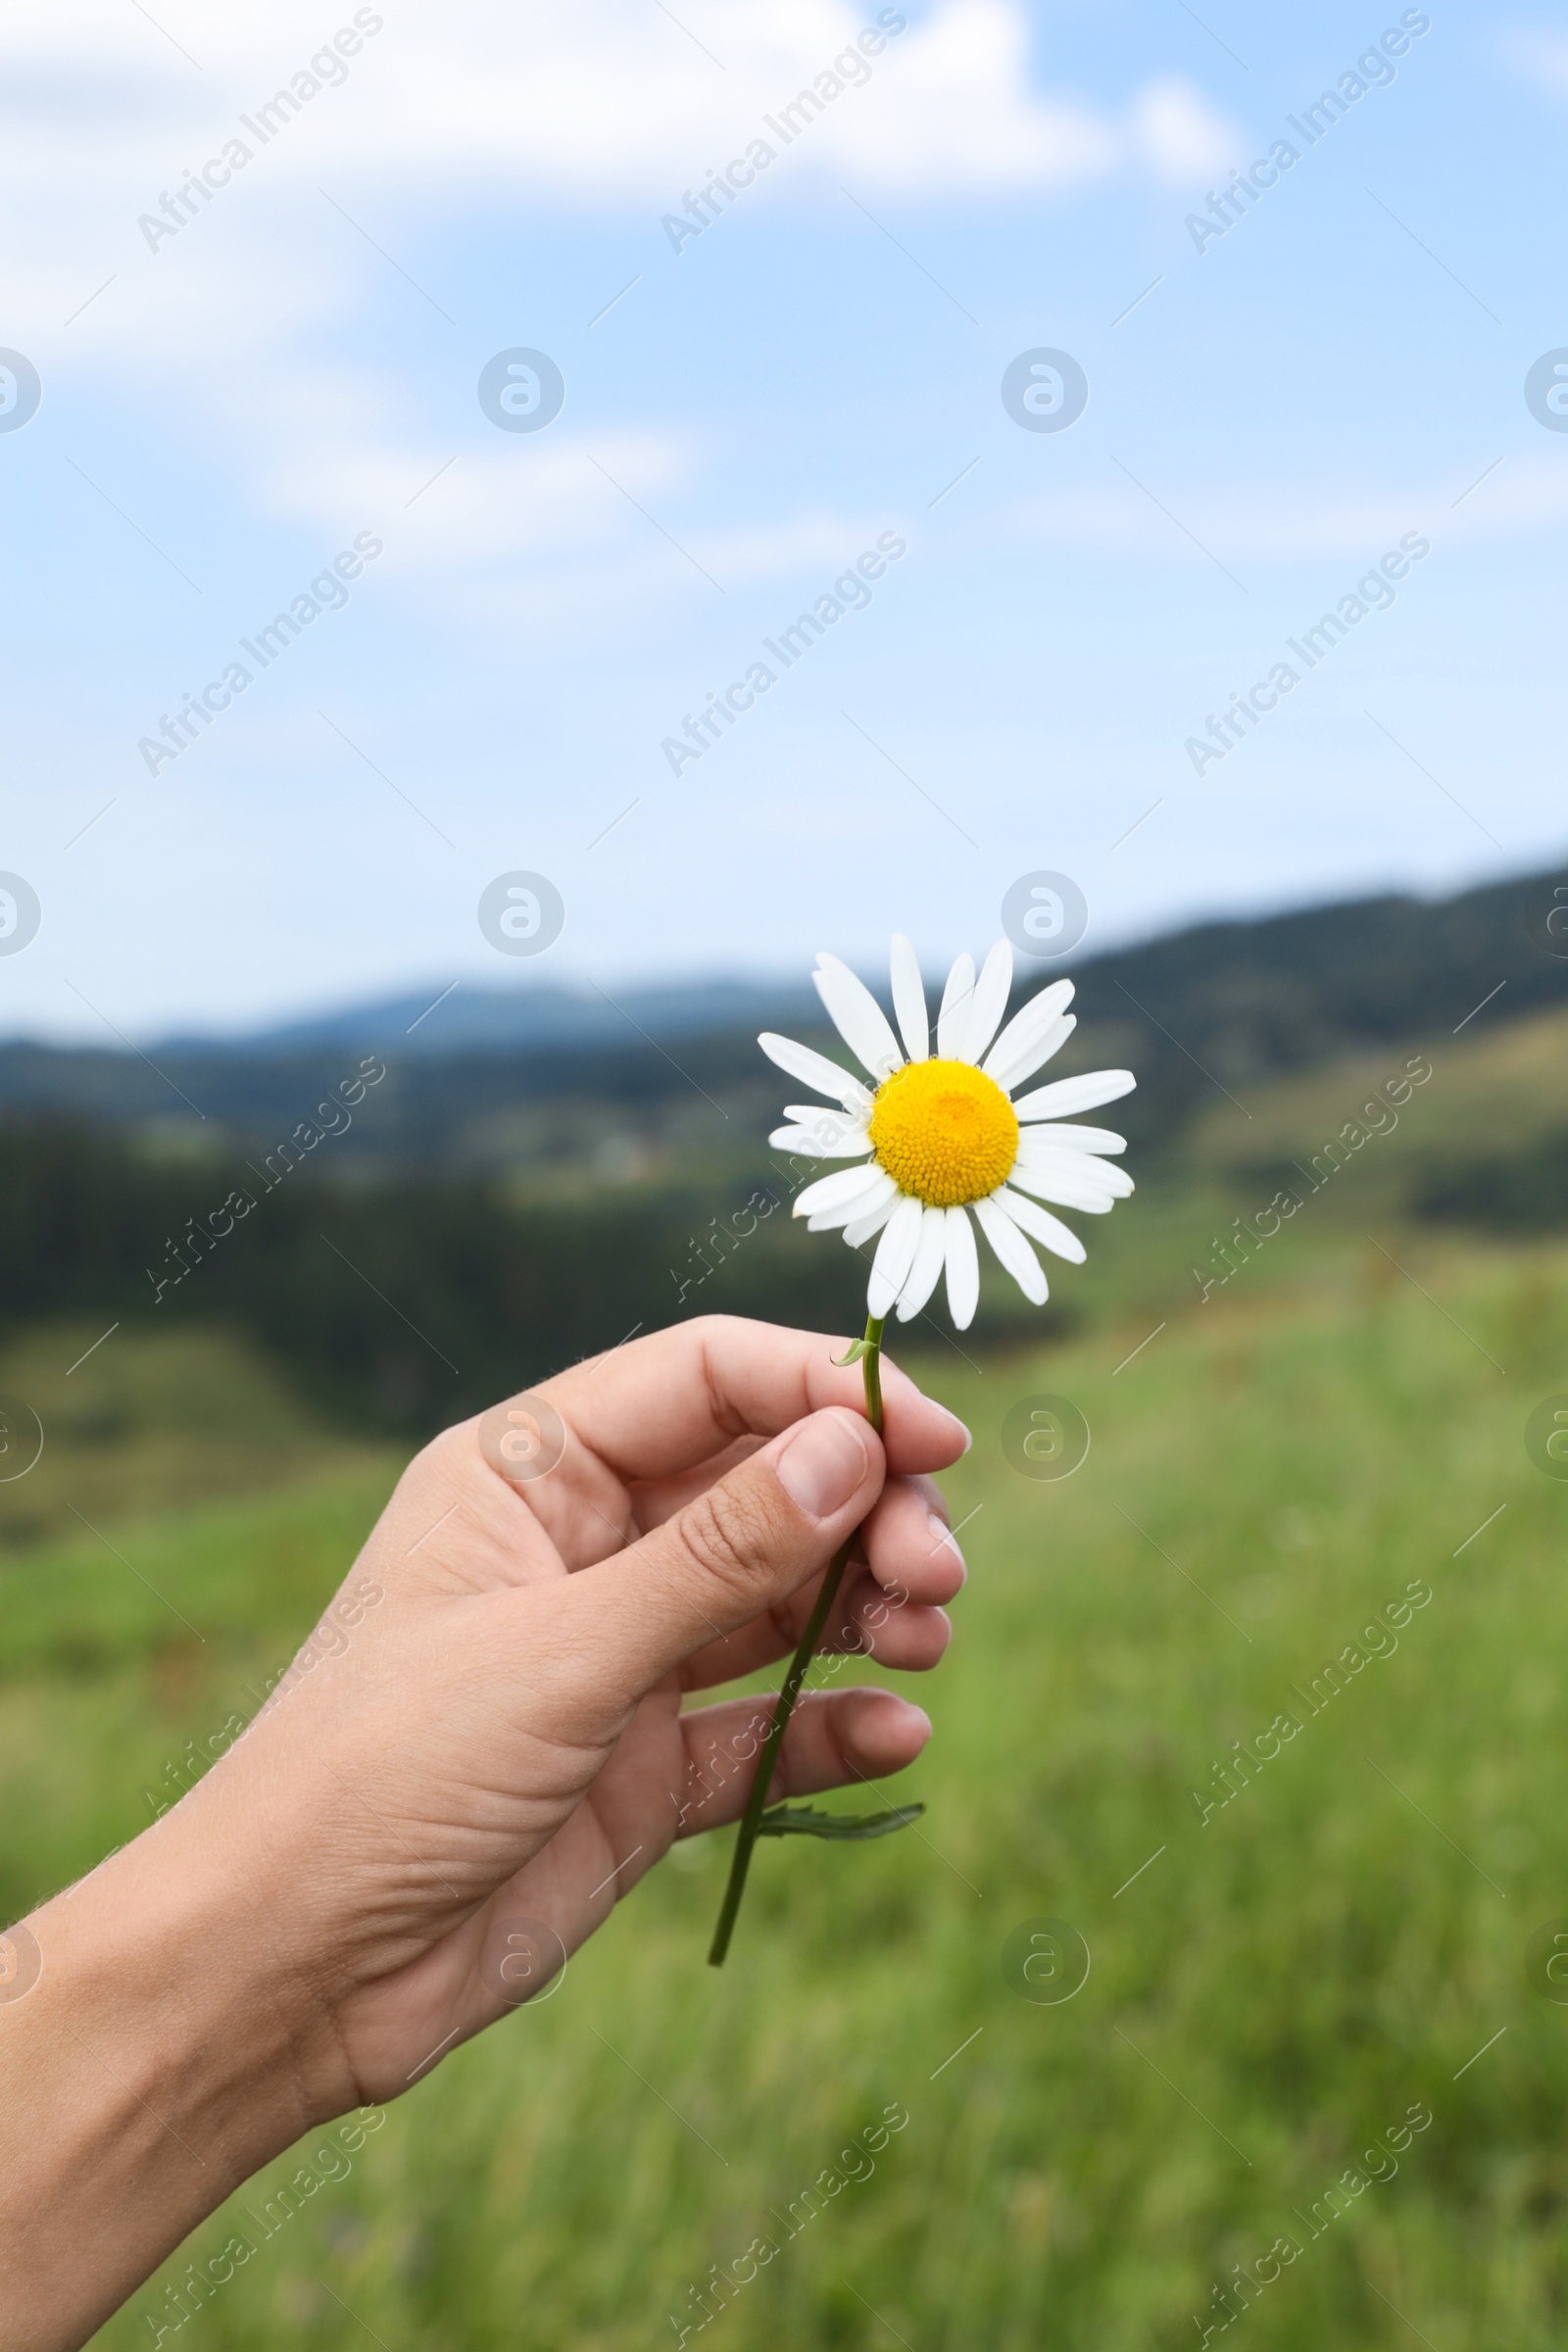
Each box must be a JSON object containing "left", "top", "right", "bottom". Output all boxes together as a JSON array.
[{"left": 0, "top": 1802, "right": 325, "bottom": 2350}]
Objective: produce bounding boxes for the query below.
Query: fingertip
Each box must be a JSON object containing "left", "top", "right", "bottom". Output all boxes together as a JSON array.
[
  {"left": 926, "top": 1511, "right": 967, "bottom": 1585},
  {"left": 843, "top": 1687, "right": 932, "bottom": 1771},
  {"left": 875, "top": 1357, "right": 970, "bottom": 1467},
  {"left": 930, "top": 1404, "right": 972, "bottom": 1460},
  {"left": 868, "top": 1604, "right": 953, "bottom": 1669}
]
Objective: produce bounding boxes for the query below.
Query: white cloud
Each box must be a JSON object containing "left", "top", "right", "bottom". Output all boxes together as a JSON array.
[
  {"left": 1126, "top": 74, "right": 1239, "bottom": 185},
  {"left": 0, "top": 0, "right": 1237, "bottom": 232},
  {"left": 0, "top": 0, "right": 1241, "bottom": 593},
  {"left": 1008, "top": 453, "right": 1568, "bottom": 564},
  {"left": 261, "top": 422, "right": 691, "bottom": 559}
]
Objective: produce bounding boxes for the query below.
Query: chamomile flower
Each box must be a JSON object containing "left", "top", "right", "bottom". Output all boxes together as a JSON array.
[{"left": 762, "top": 937, "right": 1135, "bottom": 1330}]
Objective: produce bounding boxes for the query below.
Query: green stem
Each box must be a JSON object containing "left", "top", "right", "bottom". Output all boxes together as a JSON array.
[{"left": 709, "top": 1314, "right": 885, "bottom": 1967}]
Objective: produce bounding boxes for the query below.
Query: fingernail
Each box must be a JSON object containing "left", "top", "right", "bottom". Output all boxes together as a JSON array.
[
  {"left": 777, "top": 1411, "right": 869, "bottom": 1518},
  {"left": 928, "top": 1511, "right": 966, "bottom": 1573},
  {"left": 938, "top": 1406, "right": 972, "bottom": 1454}
]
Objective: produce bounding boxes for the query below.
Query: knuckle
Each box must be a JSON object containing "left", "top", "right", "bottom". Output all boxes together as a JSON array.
[
  {"left": 688, "top": 1311, "right": 738, "bottom": 1342},
  {"left": 677, "top": 1478, "right": 788, "bottom": 1600},
  {"left": 423, "top": 1423, "right": 473, "bottom": 1476},
  {"left": 392, "top": 1421, "right": 467, "bottom": 1502}
]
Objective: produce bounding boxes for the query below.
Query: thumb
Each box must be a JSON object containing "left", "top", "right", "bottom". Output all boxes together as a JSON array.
[{"left": 555, "top": 1406, "right": 884, "bottom": 1707}]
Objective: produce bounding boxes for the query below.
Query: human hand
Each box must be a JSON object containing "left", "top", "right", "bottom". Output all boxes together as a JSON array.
[{"left": 157, "top": 1314, "right": 971, "bottom": 2114}]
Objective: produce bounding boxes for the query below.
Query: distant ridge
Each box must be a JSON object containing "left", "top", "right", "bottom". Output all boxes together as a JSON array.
[
  {"left": 149, "top": 856, "right": 1568, "bottom": 1071},
  {"left": 156, "top": 975, "right": 822, "bottom": 1061},
  {"left": 0, "top": 858, "right": 1562, "bottom": 1157}
]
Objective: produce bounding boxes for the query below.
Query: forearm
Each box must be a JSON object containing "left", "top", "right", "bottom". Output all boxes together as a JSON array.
[{"left": 0, "top": 1808, "right": 320, "bottom": 2352}]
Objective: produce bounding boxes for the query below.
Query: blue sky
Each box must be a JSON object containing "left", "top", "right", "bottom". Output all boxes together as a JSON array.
[{"left": 2, "top": 0, "right": 1565, "bottom": 1040}]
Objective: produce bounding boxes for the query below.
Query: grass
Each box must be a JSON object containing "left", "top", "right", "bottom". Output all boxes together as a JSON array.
[
  {"left": 1179, "top": 1002, "right": 1568, "bottom": 1203},
  {"left": 3, "top": 1221, "right": 1556, "bottom": 2347},
  {"left": 0, "top": 1321, "right": 385, "bottom": 1555}
]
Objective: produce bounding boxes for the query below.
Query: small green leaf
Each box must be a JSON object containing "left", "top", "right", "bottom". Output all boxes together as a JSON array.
[
  {"left": 832, "top": 1338, "right": 873, "bottom": 1366},
  {"left": 757, "top": 1800, "right": 925, "bottom": 1841}
]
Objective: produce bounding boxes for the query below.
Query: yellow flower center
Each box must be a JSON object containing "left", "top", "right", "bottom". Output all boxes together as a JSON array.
[{"left": 867, "top": 1057, "right": 1019, "bottom": 1207}]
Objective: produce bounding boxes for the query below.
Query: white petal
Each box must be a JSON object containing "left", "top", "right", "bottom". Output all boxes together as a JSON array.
[
  {"left": 795, "top": 1163, "right": 894, "bottom": 1222},
  {"left": 895, "top": 1206, "right": 949, "bottom": 1321},
  {"left": 1006, "top": 1158, "right": 1115, "bottom": 1214},
  {"left": 806, "top": 1167, "right": 898, "bottom": 1230},
  {"left": 981, "top": 978, "right": 1073, "bottom": 1086},
  {"left": 1013, "top": 1069, "right": 1136, "bottom": 1121},
  {"left": 810, "top": 1168, "right": 899, "bottom": 1231},
  {"left": 935, "top": 955, "right": 975, "bottom": 1059},
  {"left": 867, "top": 1195, "right": 925, "bottom": 1318},
  {"left": 989, "top": 1011, "right": 1076, "bottom": 1093},
  {"left": 844, "top": 1196, "right": 898, "bottom": 1248},
  {"left": 769, "top": 1124, "right": 875, "bottom": 1159},
  {"left": 961, "top": 939, "right": 1013, "bottom": 1064},
  {"left": 1016, "top": 1139, "right": 1135, "bottom": 1198},
  {"left": 759, "top": 1032, "right": 872, "bottom": 1114},
  {"left": 944, "top": 1204, "right": 979, "bottom": 1330},
  {"left": 888, "top": 934, "right": 930, "bottom": 1064},
  {"left": 999, "top": 1185, "right": 1086, "bottom": 1263},
  {"left": 1012, "top": 1138, "right": 1125, "bottom": 1189},
  {"left": 1025, "top": 1122, "right": 1126, "bottom": 1155},
  {"left": 973, "top": 1193, "right": 1048, "bottom": 1305},
  {"left": 783, "top": 1103, "right": 870, "bottom": 1134},
  {"left": 778, "top": 1105, "right": 873, "bottom": 1153},
  {"left": 812, "top": 953, "right": 904, "bottom": 1082}
]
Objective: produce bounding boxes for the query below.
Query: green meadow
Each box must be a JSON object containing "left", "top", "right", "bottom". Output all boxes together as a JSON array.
[{"left": 1, "top": 1205, "right": 1562, "bottom": 2349}]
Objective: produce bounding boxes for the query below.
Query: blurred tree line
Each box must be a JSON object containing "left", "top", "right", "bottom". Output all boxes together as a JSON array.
[
  {"left": 0, "top": 1121, "right": 1051, "bottom": 1434},
  {"left": 0, "top": 1122, "right": 832, "bottom": 1429}
]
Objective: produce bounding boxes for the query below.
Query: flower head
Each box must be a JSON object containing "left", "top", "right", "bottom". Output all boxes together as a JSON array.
[{"left": 762, "top": 937, "right": 1135, "bottom": 1330}]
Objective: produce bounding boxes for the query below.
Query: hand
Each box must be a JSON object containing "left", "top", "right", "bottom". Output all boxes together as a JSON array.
[
  {"left": 225, "top": 1312, "right": 971, "bottom": 2109},
  {"left": 0, "top": 1317, "right": 969, "bottom": 2350}
]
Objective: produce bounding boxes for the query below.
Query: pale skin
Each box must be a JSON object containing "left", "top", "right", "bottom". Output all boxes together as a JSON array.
[{"left": 0, "top": 1316, "right": 970, "bottom": 2350}]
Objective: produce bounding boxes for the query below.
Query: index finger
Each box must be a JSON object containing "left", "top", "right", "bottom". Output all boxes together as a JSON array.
[{"left": 540, "top": 1313, "right": 970, "bottom": 1485}]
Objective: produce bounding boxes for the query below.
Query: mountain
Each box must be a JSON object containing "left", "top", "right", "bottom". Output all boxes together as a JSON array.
[
  {"left": 154, "top": 858, "right": 1568, "bottom": 1071},
  {"left": 0, "top": 859, "right": 1562, "bottom": 1166},
  {"left": 157, "top": 976, "right": 820, "bottom": 1060}
]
